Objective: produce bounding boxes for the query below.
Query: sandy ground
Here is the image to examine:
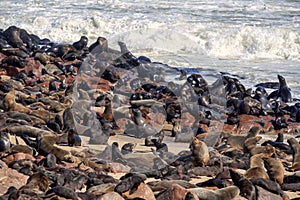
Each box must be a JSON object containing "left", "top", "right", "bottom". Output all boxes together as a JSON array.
[{"left": 63, "top": 133, "right": 300, "bottom": 199}]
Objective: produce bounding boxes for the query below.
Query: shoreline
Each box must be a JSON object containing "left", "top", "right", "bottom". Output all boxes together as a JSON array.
[{"left": 0, "top": 26, "right": 300, "bottom": 199}]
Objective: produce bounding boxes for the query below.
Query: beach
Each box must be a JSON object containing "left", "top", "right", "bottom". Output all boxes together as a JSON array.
[{"left": 0, "top": 1, "right": 300, "bottom": 199}]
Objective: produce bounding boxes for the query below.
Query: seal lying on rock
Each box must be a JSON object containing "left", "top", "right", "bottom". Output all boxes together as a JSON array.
[{"left": 187, "top": 185, "right": 240, "bottom": 200}]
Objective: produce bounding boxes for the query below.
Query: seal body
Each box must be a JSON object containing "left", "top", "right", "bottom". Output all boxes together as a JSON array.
[
  {"left": 68, "top": 129, "right": 81, "bottom": 146},
  {"left": 190, "top": 137, "right": 209, "bottom": 167},
  {"left": 0, "top": 131, "right": 10, "bottom": 152}
]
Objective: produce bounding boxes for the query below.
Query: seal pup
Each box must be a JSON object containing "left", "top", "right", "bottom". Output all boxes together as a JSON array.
[
  {"left": 121, "top": 143, "right": 135, "bottom": 154},
  {"left": 111, "top": 142, "right": 127, "bottom": 165},
  {"left": 296, "top": 109, "right": 300, "bottom": 122},
  {"left": 187, "top": 185, "right": 240, "bottom": 200},
  {"left": 0, "top": 131, "right": 10, "bottom": 152},
  {"left": 254, "top": 86, "right": 272, "bottom": 115},
  {"left": 229, "top": 169, "right": 256, "bottom": 200},
  {"left": 114, "top": 173, "right": 146, "bottom": 194},
  {"left": 275, "top": 132, "right": 284, "bottom": 142},
  {"left": 73, "top": 36, "right": 88, "bottom": 51},
  {"left": 287, "top": 137, "right": 300, "bottom": 171},
  {"left": 145, "top": 130, "right": 164, "bottom": 146},
  {"left": 190, "top": 137, "right": 210, "bottom": 167},
  {"left": 67, "top": 128, "right": 82, "bottom": 146},
  {"left": 261, "top": 140, "right": 291, "bottom": 154}
]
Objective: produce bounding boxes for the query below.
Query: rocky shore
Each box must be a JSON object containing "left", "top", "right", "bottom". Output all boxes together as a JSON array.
[{"left": 0, "top": 26, "right": 300, "bottom": 199}]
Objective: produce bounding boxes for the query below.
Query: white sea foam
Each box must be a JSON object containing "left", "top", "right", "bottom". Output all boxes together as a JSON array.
[{"left": 0, "top": 0, "right": 299, "bottom": 97}]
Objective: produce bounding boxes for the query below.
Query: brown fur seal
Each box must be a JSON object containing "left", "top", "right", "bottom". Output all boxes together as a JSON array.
[
  {"left": 230, "top": 169, "right": 256, "bottom": 200},
  {"left": 244, "top": 136, "right": 262, "bottom": 153},
  {"left": 148, "top": 180, "right": 196, "bottom": 192},
  {"left": 13, "top": 172, "right": 49, "bottom": 199},
  {"left": 249, "top": 144, "right": 275, "bottom": 156},
  {"left": 190, "top": 137, "right": 210, "bottom": 167},
  {"left": 245, "top": 166, "right": 269, "bottom": 180},
  {"left": 263, "top": 156, "right": 285, "bottom": 185},
  {"left": 100, "top": 96, "right": 114, "bottom": 122},
  {"left": 287, "top": 137, "right": 300, "bottom": 171},
  {"left": 245, "top": 154, "right": 269, "bottom": 180},
  {"left": 3, "top": 89, "right": 32, "bottom": 114},
  {"left": 24, "top": 172, "right": 49, "bottom": 192},
  {"left": 187, "top": 186, "right": 240, "bottom": 200},
  {"left": 38, "top": 134, "right": 70, "bottom": 161},
  {"left": 221, "top": 126, "right": 260, "bottom": 150},
  {"left": 9, "top": 144, "right": 35, "bottom": 156}
]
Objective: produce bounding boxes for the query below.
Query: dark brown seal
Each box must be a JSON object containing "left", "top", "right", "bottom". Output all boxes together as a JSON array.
[{"left": 230, "top": 169, "right": 256, "bottom": 200}]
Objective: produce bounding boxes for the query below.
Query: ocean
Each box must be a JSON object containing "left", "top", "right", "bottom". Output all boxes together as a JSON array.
[{"left": 1, "top": 0, "right": 300, "bottom": 97}]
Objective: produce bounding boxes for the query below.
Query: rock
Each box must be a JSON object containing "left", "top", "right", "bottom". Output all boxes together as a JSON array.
[
  {"left": 108, "top": 162, "right": 131, "bottom": 173},
  {"left": 0, "top": 160, "right": 28, "bottom": 195},
  {"left": 2, "top": 152, "right": 35, "bottom": 165},
  {"left": 100, "top": 192, "right": 125, "bottom": 200}
]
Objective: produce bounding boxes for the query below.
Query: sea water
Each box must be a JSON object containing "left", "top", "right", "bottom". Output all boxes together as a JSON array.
[{"left": 0, "top": 0, "right": 300, "bottom": 97}]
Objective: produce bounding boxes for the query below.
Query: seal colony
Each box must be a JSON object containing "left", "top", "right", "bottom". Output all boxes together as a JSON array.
[{"left": 0, "top": 25, "right": 300, "bottom": 199}]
